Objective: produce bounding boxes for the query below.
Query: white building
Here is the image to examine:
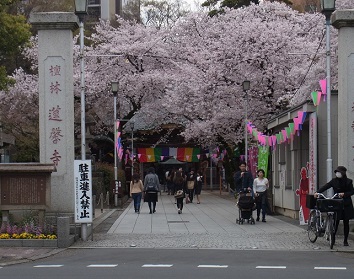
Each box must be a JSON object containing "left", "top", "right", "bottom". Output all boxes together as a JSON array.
[{"left": 88, "top": 0, "right": 119, "bottom": 21}]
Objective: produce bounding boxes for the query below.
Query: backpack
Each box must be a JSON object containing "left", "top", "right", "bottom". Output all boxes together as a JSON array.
[{"left": 146, "top": 174, "right": 158, "bottom": 192}]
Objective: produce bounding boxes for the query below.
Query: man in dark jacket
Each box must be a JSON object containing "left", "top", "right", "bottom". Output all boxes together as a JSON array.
[
  {"left": 234, "top": 161, "right": 253, "bottom": 193},
  {"left": 315, "top": 166, "right": 354, "bottom": 246}
]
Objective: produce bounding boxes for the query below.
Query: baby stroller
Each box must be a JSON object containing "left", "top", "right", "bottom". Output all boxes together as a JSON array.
[{"left": 236, "top": 188, "right": 256, "bottom": 225}]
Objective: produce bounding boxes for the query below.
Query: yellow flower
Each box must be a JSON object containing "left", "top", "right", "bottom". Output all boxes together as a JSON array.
[{"left": 0, "top": 233, "right": 10, "bottom": 239}]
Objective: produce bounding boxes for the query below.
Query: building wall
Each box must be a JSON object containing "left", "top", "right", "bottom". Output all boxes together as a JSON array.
[
  {"left": 88, "top": 0, "right": 116, "bottom": 21},
  {"left": 268, "top": 96, "right": 338, "bottom": 220}
]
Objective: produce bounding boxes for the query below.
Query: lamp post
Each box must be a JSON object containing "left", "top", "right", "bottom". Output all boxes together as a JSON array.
[
  {"left": 75, "top": 0, "right": 88, "bottom": 242},
  {"left": 130, "top": 121, "right": 135, "bottom": 177},
  {"left": 75, "top": 0, "right": 88, "bottom": 161},
  {"left": 111, "top": 81, "right": 119, "bottom": 207},
  {"left": 321, "top": 0, "right": 335, "bottom": 194},
  {"left": 242, "top": 80, "right": 250, "bottom": 166}
]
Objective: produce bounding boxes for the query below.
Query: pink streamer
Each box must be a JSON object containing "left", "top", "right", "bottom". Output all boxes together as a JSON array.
[
  {"left": 319, "top": 79, "right": 327, "bottom": 101},
  {"left": 282, "top": 130, "right": 287, "bottom": 141}
]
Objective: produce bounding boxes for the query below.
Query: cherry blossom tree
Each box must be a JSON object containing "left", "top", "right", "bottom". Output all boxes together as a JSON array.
[
  {"left": 0, "top": 68, "right": 39, "bottom": 161},
  {"left": 1, "top": 0, "right": 352, "bottom": 160}
]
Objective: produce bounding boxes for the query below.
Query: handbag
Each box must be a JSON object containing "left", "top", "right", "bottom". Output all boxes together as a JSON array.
[
  {"left": 174, "top": 190, "right": 184, "bottom": 199},
  {"left": 187, "top": 180, "right": 195, "bottom": 190}
]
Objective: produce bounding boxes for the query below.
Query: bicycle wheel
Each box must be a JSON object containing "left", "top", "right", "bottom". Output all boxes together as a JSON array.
[
  {"left": 328, "top": 215, "right": 335, "bottom": 249},
  {"left": 308, "top": 210, "right": 318, "bottom": 243}
]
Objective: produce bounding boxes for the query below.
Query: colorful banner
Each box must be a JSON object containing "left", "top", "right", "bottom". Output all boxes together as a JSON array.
[
  {"left": 258, "top": 146, "right": 269, "bottom": 177},
  {"left": 137, "top": 147, "right": 201, "bottom": 162}
]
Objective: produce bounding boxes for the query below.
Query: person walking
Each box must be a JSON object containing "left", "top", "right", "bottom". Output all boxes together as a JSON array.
[
  {"left": 314, "top": 166, "right": 354, "bottom": 246},
  {"left": 234, "top": 161, "right": 253, "bottom": 194},
  {"left": 130, "top": 173, "right": 144, "bottom": 214},
  {"left": 253, "top": 169, "right": 269, "bottom": 222},
  {"left": 174, "top": 170, "right": 186, "bottom": 214},
  {"left": 186, "top": 169, "right": 197, "bottom": 203},
  {"left": 195, "top": 171, "right": 203, "bottom": 204},
  {"left": 143, "top": 167, "right": 160, "bottom": 214}
]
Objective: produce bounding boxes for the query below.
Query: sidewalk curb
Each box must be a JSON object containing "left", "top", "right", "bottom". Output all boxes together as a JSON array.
[{"left": 0, "top": 248, "right": 66, "bottom": 267}]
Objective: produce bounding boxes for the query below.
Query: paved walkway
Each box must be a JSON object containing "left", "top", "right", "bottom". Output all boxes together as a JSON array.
[
  {"left": 72, "top": 191, "right": 354, "bottom": 252},
  {"left": 1, "top": 192, "right": 354, "bottom": 266}
]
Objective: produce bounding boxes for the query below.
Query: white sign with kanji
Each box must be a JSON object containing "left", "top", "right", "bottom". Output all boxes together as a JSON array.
[{"left": 74, "top": 160, "right": 92, "bottom": 223}]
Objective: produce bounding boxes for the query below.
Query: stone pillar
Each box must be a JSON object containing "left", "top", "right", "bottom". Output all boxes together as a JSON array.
[
  {"left": 332, "top": 10, "right": 354, "bottom": 178},
  {"left": 57, "top": 216, "right": 71, "bottom": 248},
  {"left": 30, "top": 13, "right": 78, "bottom": 212}
]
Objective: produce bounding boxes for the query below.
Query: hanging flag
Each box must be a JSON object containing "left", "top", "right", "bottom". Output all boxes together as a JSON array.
[
  {"left": 282, "top": 130, "right": 288, "bottom": 142},
  {"left": 285, "top": 127, "right": 292, "bottom": 143},
  {"left": 258, "top": 146, "right": 269, "bottom": 177},
  {"left": 154, "top": 148, "right": 162, "bottom": 162},
  {"left": 297, "top": 111, "right": 307, "bottom": 130},
  {"left": 192, "top": 148, "right": 201, "bottom": 162},
  {"left": 311, "top": 91, "right": 322, "bottom": 107},
  {"left": 319, "top": 79, "right": 327, "bottom": 101}
]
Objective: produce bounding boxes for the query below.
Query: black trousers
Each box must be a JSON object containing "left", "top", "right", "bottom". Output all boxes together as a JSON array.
[
  {"left": 148, "top": 201, "right": 156, "bottom": 212},
  {"left": 177, "top": 197, "right": 184, "bottom": 211},
  {"left": 255, "top": 191, "right": 267, "bottom": 219},
  {"left": 335, "top": 219, "right": 350, "bottom": 240},
  {"left": 188, "top": 188, "right": 194, "bottom": 202}
]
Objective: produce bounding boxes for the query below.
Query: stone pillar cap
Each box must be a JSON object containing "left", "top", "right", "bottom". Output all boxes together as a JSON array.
[
  {"left": 30, "top": 12, "right": 79, "bottom": 31},
  {"left": 332, "top": 9, "right": 354, "bottom": 29}
]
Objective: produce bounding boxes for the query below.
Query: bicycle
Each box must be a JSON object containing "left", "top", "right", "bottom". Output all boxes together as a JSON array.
[{"left": 307, "top": 193, "right": 343, "bottom": 249}]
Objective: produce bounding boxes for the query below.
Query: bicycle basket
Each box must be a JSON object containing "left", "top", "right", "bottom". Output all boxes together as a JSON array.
[{"left": 316, "top": 198, "right": 343, "bottom": 212}]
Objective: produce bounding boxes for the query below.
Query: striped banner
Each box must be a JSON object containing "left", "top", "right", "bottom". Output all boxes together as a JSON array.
[{"left": 137, "top": 147, "right": 201, "bottom": 162}]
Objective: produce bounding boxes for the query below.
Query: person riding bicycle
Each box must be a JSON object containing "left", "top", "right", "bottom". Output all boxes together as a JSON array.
[{"left": 314, "top": 166, "right": 354, "bottom": 246}]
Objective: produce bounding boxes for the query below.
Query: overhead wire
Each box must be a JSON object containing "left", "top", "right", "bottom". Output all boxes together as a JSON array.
[{"left": 290, "top": 31, "right": 326, "bottom": 102}]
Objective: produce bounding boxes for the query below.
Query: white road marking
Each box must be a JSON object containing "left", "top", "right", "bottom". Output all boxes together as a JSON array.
[
  {"left": 314, "top": 267, "right": 347, "bottom": 270},
  {"left": 34, "top": 265, "right": 63, "bottom": 268},
  {"left": 256, "top": 266, "right": 286, "bottom": 269},
  {"left": 198, "top": 265, "right": 228, "bottom": 268},
  {"left": 87, "top": 264, "right": 118, "bottom": 267},
  {"left": 142, "top": 264, "right": 173, "bottom": 268}
]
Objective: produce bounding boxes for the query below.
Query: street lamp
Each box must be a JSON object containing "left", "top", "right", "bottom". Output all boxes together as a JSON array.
[
  {"left": 111, "top": 81, "right": 119, "bottom": 207},
  {"left": 75, "top": 0, "right": 88, "bottom": 242},
  {"left": 242, "top": 80, "right": 250, "bottom": 166},
  {"left": 130, "top": 120, "right": 135, "bottom": 177},
  {"left": 321, "top": 0, "right": 335, "bottom": 193}
]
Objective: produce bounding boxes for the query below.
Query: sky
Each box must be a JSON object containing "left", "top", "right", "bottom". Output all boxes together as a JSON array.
[{"left": 185, "top": 0, "right": 204, "bottom": 11}]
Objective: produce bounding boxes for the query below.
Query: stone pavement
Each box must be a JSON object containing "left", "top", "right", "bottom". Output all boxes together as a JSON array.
[
  {"left": 73, "top": 191, "right": 354, "bottom": 252},
  {"left": 1, "top": 191, "right": 354, "bottom": 266}
]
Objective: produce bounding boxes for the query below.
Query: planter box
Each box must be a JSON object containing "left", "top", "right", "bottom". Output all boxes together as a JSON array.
[{"left": 0, "top": 239, "right": 57, "bottom": 247}]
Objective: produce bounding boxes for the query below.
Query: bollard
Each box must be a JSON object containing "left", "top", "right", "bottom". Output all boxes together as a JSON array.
[
  {"left": 106, "top": 191, "right": 110, "bottom": 206},
  {"left": 118, "top": 181, "right": 123, "bottom": 208},
  {"left": 114, "top": 180, "right": 119, "bottom": 207},
  {"left": 100, "top": 192, "right": 104, "bottom": 213}
]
